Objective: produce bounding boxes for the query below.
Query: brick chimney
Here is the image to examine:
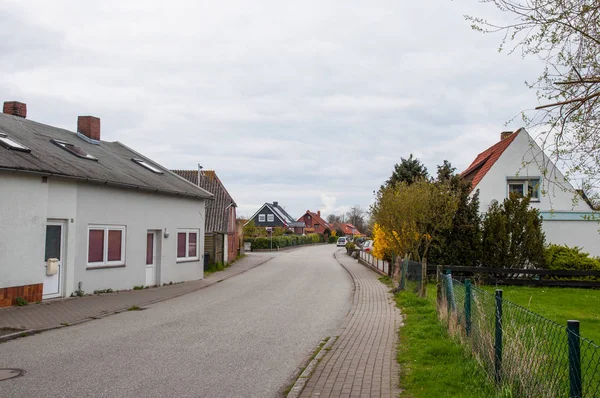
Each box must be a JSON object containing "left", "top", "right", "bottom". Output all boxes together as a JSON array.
[
  {"left": 501, "top": 131, "right": 513, "bottom": 141},
  {"left": 78, "top": 116, "right": 101, "bottom": 141},
  {"left": 317, "top": 210, "right": 321, "bottom": 217},
  {"left": 3, "top": 101, "right": 27, "bottom": 118},
  {"left": 273, "top": 201, "right": 278, "bottom": 208}
]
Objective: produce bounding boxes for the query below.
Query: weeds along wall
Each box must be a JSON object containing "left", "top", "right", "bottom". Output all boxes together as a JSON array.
[
  {"left": 244, "top": 233, "right": 323, "bottom": 250},
  {"left": 439, "top": 274, "right": 600, "bottom": 397}
]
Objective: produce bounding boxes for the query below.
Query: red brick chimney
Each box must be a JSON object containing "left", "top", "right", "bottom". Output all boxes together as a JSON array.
[
  {"left": 317, "top": 210, "right": 321, "bottom": 217},
  {"left": 78, "top": 116, "right": 101, "bottom": 141},
  {"left": 3, "top": 101, "right": 27, "bottom": 118},
  {"left": 501, "top": 131, "right": 512, "bottom": 141}
]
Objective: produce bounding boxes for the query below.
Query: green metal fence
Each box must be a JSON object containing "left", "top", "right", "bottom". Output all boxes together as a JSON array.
[{"left": 440, "top": 273, "right": 600, "bottom": 397}]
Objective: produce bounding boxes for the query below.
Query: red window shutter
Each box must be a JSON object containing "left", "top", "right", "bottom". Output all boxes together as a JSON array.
[
  {"left": 177, "top": 232, "right": 186, "bottom": 258},
  {"left": 107, "top": 230, "right": 122, "bottom": 261},
  {"left": 88, "top": 229, "right": 104, "bottom": 262},
  {"left": 188, "top": 232, "right": 197, "bottom": 257}
]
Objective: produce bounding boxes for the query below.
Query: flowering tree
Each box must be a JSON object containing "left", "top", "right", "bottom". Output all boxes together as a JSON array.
[{"left": 372, "top": 179, "right": 459, "bottom": 296}]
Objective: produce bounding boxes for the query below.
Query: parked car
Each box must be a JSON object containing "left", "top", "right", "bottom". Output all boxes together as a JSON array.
[
  {"left": 361, "top": 240, "right": 374, "bottom": 253},
  {"left": 336, "top": 237, "right": 347, "bottom": 247}
]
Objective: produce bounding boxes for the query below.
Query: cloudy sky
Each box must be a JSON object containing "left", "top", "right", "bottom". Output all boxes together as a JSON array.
[{"left": 0, "top": 0, "right": 543, "bottom": 218}]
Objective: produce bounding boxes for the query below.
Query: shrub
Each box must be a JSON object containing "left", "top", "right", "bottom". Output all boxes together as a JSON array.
[
  {"left": 328, "top": 236, "right": 337, "bottom": 244},
  {"left": 544, "top": 244, "right": 600, "bottom": 271},
  {"left": 14, "top": 297, "right": 28, "bottom": 306}
]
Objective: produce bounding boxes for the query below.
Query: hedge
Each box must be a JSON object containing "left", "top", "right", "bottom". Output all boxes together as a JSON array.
[{"left": 244, "top": 233, "right": 324, "bottom": 250}]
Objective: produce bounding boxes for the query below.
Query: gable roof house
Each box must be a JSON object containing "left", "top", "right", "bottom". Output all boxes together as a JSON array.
[
  {"left": 332, "top": 223, "right": 363, "bottom": 237},
  {"left": 0, "top": 101, "right": 212, "bottom": 307},
  {"left": 297, "top": 210, "right": 331, "bottom": 235},
  {"left": 245, "top": 201, "right": 305, "bottom": 234},
  {"left": 172, "top": 169, "right": 239, "bottom": 266},
  {"left": 460, "top": 128, "right": 600, "bottom": 256}
]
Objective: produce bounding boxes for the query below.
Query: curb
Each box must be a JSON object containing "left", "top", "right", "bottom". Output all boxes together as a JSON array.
[
  {"left": 286, "top": 336, "right": 338, "bottom": 398},
  {"left": 0, "top": 256, "right": 275, "bottom": 343}
]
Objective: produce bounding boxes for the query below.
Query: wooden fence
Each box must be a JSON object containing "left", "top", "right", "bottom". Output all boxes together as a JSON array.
[{"left": 430, "top": 265, "right": 600, "bottom": 288}]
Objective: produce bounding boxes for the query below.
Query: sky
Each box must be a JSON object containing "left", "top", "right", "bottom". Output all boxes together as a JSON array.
[{"left": 0, "top": 0, "right": 544, "bottom": 219}]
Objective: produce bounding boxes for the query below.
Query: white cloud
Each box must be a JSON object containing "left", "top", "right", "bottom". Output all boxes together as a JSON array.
[{"left": 0, "top": 0, "right": 546, "bottom": 218}]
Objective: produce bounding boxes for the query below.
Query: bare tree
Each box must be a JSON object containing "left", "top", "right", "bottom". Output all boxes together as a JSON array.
[
  {"left": 467, "top": 0, "right": 600, "bottom": 196},
  {"left": 345, "top": 205, "right": 367, "bottom": 233}
]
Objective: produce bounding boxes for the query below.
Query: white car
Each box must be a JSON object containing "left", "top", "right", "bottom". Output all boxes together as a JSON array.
[
  {"left": 336, "top": 237, "right": 347, "bottom": 247},
  {"left": 361, "top": 240, "right": 374, "bottom": 253}
]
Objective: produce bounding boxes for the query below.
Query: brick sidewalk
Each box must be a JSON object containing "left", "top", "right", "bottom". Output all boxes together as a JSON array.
[
  {"left": 299, "top": 251, "right": 402, "bottom": 398},
  {"left": 0, "top": 253, "right": 273, "bottom": 334}
]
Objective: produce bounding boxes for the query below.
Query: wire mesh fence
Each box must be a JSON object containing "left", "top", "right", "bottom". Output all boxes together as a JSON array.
[
  {"left": 440, "top": 273, "right": 600, "bottom": 397},
  {"left": 399, "top": 259, "right": 424, "bottom": 293}
]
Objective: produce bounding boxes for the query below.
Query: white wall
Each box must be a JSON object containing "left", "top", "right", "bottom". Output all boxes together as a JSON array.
[
  {"left": 543, "top": 220, "right": 600, "bottom": 256},
  {"left": 476, "top": 130, "right": 591, "bottom": 214},
  {"left": 0, "top": 172, "right": 47, "bottom": 289},
  {"left": 74, "top": 184, "right": 206, "bottom": 293}
]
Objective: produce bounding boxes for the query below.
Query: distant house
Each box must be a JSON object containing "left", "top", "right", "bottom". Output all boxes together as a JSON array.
[
  {"left": 172, "top": 169, "right": 238, "bottom": 266},
  {"left": 245, "top": 201, "right": 305, "bottom": 234},
  {"left": 0, "top": 101, "right": 212, "bottom": 307},
  {"left": 297, "top": 210, "right": 331, "bottom": 235},
  {"left": 460, "top": 128, "right": 600, "bottom": 256},
  {"left": 333, "top": 223, "right": 362, "bottom": 237}
]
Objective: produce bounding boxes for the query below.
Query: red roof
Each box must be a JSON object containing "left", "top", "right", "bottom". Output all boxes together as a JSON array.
[
  {"left": 334, "top": 223, "right": 362, "bottom": 236},
  {"left": 297, "top": 210, "right": 330, "bottom": 230},
  {"left": 460, "top": 129, "right": 520, "bottom": 189}
]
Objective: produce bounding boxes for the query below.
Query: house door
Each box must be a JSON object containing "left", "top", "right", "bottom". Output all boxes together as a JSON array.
[
  {"left": 145, "top": 231, "right": 157, "bottom": 286},
  {"left": 43, "top": 221, "right": 64, "bottom": 298}
]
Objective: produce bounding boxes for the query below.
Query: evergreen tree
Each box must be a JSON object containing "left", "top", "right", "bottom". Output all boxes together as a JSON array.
[
  {"left": 384, "top": 154, "right": 428, "bottom": 188},
  {"left": 481, "top": 194, "right": 546, "bottom": 269}
]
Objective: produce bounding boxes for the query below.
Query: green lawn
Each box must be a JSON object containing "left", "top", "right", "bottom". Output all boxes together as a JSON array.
[
  {"left": 394, "top": 284, "right": 503, "bottom": 398},
  {"left": 482, "top": 285, "right": 600, "bottom": 344}
]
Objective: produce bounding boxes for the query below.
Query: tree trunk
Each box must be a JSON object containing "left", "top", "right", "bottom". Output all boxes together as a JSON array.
[{"left": 420, "top": 255, "right": 427, "bottom": 297}]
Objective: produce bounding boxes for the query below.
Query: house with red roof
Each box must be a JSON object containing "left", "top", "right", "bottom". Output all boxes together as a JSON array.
[
  {"left": 332, "top": 222, "right": 363, "bottom": 237},
  {"left": 460, "top": 128, "right": 600, "bottom": 255},
  {"left": 297, "top": 210, "right": 331, "bottom": 235}
]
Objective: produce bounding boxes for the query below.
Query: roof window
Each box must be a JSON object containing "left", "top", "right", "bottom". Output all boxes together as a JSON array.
[
  {"left": 51, "top": 139, "right": 98, "bottom": 161},
  {"left": 0, "top": 132, "right": 31, "bottom": 152},
  {"left": 132, "top": 158, "right": 163, "bottom": 174}
]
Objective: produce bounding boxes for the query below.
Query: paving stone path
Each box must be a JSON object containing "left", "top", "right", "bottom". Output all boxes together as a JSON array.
[
  {"left": 0, "top": 253, "right": 273, "bottom": 333},
  {"left": 299, "top": 251, "right": 402, "bottom": 398}
]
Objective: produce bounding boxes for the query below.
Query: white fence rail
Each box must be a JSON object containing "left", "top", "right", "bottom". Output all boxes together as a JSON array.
[{"left": 359, "top": 251, "right": 390, "bottom": 275}]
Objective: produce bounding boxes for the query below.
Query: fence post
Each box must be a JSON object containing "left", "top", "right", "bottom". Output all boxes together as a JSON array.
[
  {"left": 567, "top": 320, "right": 582, "bottom": 398},
  {"left": 400, "top": 258, "right": 407, "bottom": 290},
  {"left": 465, "top": 279, "right": 472, "bottom": 337},
  {"left": 444, "top": 270, "right": 452, "bottom": 314},
  {"left": 436, "top": 265, "right": 442, "bottom": 305},
  {"left": 495, "top": 289, "right": 503, "bottom": 385}
]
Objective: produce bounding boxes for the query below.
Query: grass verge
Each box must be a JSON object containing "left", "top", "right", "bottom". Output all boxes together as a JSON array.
[
  {"left": 395, "top": 288, "right": 502, "bottom": 398},
  {"left": 482, "top": 285, "right": 600, "bottom": 343}
]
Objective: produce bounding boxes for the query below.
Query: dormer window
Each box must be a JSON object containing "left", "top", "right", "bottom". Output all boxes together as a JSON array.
[
  {"left": 51, "top": 139, "right": 97, "bottom": 161},
  {"left": 0, "top": 132, "right": 31, "bottom": 152},
  {"left": 132, "top": 158, "right": 163, "bottom": 174},
  {"left": 508, "top": 177, "right": 540, "bottom": 201}
]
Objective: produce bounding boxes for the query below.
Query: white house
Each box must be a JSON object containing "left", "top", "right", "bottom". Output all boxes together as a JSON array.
[
  {"left": 460, "top": 128, "right": 600, "bottom": 256},
  {"left": 0, "top": 101, "right": 213, "bottom": 307}
]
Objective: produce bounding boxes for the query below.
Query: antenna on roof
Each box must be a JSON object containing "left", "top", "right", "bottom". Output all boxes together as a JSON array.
[{"left": 197, "top": 164, "right": 203, "bottom": 188}]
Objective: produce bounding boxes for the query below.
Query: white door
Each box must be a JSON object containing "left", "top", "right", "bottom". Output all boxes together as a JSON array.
[
  {"left": 145, "top": 232, "right": 156, "bottom": 286},
  {"left": 43, "top": 222, "right": 64, "bottom": 298}
]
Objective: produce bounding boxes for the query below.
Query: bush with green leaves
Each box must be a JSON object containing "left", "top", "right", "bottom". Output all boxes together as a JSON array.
[
  {"left": 544, "top": 244, "right": 600, "bottom": 271},
  {"left": 244, "top": 234, "right": 322, "bottom": 250},
  {"left": 328, "top": 235, "right": 337, "bottom": 244}
]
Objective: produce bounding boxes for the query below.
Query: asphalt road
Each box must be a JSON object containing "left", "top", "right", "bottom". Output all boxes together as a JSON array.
[{"left": 0, "top": 245, "right": 353, "bottom": 398}]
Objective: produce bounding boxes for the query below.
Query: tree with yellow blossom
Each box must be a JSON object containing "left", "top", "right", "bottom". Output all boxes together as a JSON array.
[{"left": 371, "top": 179, "right": 459, "bottom": 297}]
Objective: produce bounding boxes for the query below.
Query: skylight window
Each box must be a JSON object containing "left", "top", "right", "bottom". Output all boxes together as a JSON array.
[
  {"left": 132, "top": 158, "right": 163, "bottom": 174},
  {"left": 0, "top": 132, "right": 31, "bottom": 152},
  {"left": 51, "top": 139, "right": 98, "bottom": 161}
]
